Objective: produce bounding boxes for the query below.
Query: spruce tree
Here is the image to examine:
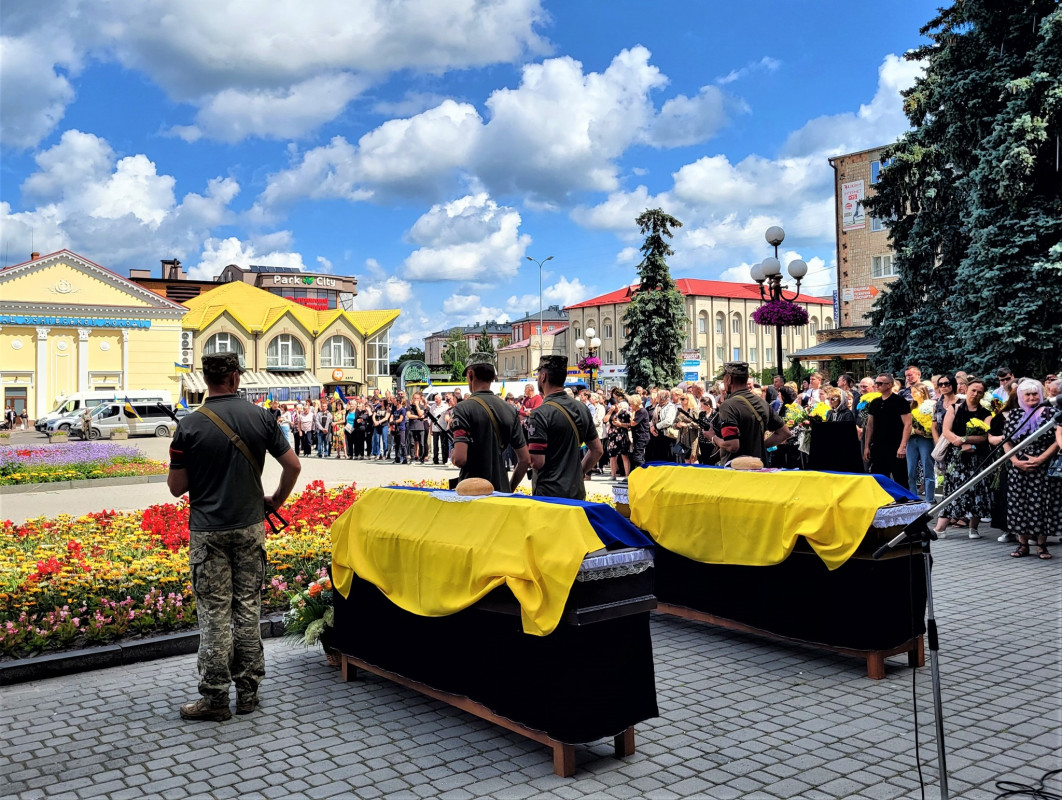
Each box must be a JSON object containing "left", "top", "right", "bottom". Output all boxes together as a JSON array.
[
  {"left": 621, "top": 209, "right": 687, "bottom": 389},
  {"left": 867, "top": 2, "right": 1062, "bottom": 376},
  {"left": 476, "top": 327, "right": 495, "bottom": 356}
]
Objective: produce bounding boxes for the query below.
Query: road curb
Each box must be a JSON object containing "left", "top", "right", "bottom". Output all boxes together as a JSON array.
[
  {"left": 0, "top": 615, "right": 287, "bottom": 686},
  {"left": 0, "top": 474, "right": 168, "bottom": 495}
]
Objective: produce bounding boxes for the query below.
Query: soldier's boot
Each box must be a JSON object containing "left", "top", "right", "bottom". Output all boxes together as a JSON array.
[
  {"left": 236, "top": 694, "right": 259, "bottom": 715},
  {"left": 179, "top": 698, "right": 232, "bottom": 722}
]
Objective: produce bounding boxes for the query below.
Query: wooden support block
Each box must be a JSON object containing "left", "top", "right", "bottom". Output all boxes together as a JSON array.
[
  {"left": 614, "top": 727, "right": 635, "bottom": 758},
  {"left": 552, "top": 742, "right": 575, "bottom": 777},
  {"left": 866, "top": 652, "right": 885, "bottom": 680},
  {"left": 341, "top": 655, "right": 359, "bottom": 682},
  {"left": 908, "top": 634, "right": 925, "bottom": 668}
]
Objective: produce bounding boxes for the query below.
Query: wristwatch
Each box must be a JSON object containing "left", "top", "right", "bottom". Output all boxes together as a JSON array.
[{"left": 961, "top": 436, "right": 967, "bottom": 443}]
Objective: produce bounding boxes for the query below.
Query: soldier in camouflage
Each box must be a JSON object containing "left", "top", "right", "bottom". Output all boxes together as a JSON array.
[{"left": 168, "top": 353, "right": 301, "bottom": 721}]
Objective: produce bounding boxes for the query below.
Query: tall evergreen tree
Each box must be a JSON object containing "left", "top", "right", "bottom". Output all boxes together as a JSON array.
[
  {"left": 621, "top": 209, "right": 687, "bottom": 389},
  {"left": 867, "top": 2, "right": 1062, "bottom": 376},
  {"left": 475, "top": 327, "right": 495, "bottom": 356}
]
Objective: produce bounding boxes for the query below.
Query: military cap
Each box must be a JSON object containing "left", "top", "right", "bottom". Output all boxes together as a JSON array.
[
  {"left": 716, "top": 361, "right": 749, "bottom": 380},
  {"left": 202, "top": 352, "right": 245, "bottom": 379},
  {"left": 466, "top": 351, "right": 497, "bottom": 369},
  {"left": 536, "top": 355, "right": 568, "bottom": 372}
]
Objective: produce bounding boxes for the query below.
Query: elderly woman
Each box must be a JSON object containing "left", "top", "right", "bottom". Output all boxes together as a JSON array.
[
  {"left": 934, "top": 378, "right": 992, "bottom": 539},
  {"left": 824, "top": 385, "right": 856, "bottom": 423},
  {"left": 1003, "top": 380, "right": 1059, "bottom": 559}
]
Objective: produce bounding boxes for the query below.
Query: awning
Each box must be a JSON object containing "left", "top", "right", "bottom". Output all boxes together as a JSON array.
[
  {"left": 181, "top": 370, "right": 323, "bottom": 394},
  {"left": 789, "top": 337, "right": 880, "bottom": 361}
]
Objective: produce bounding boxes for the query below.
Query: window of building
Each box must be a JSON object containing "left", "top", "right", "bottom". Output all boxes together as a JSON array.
[
  {"left": 870, "top": 158, "right": 892, "bottom": 184},
  {"left": 715, "top": 313, "right": 724, "bottom": 335},
  {"left": 366, "top": 330, "right": 389, "bottom": 377},
  {"left": 320, "top": 335, "right": 357, "bottom": 368},
  {"left": 698, "top": 347, "right": 706, "bottom": 360},
  {"left": 203, "top": 332, "right": 246, "bottom": 358},
  {"left": 748, "top": 318, "right": 756, "bottom": 334},
  {"left": 870, "top": 216, "right": 885, "bottom": 232},
  {"left": 266, "top": 334, "right": 306, "bottom": 369},
  {"left": 749, "top": 347, "right": 757, "bottom": 363},
  {"left": 825, "top": 317, "right": 834, "bottom": 330},
  {"left": 810, "top": 318, "right": 819, "bottom": 336},
  {"left": 698, "top": 315, "right": 706, "bottom": 334},
  {"left": 765, "top": 347, "right": 773, "bottom": 363},
  {"left": 715, "top": 346, "right": 724, "bottom": 362},
  {"left": 731, "top": 314, "right": 741, "bottom": 334},
  {"left": 606, "top": 350, "right": 613, "bottom": 363},
  {"left": 732, "top": 347, "right": 741, "bottom": 360},
  {"left": 872, "top": 254, "right": 897, "bottom": 278},
  {"left": 603, "top": 320, "right": 613, "bottom": 339},
  {"left": 548, "top": 325, "right": 555, "bottom": 331}
]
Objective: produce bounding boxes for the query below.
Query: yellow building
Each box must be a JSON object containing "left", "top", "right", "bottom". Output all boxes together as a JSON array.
[
  {"left": 0, "top": 251, "right": 187, "bottom": 420},
  {"left": 178, "top": 280, "right": 398, "bottom": 403}
]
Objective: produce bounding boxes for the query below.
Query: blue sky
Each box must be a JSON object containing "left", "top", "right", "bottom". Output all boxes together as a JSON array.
[{"left": 0, "top": 0, "right": 938, "bottom": 349}]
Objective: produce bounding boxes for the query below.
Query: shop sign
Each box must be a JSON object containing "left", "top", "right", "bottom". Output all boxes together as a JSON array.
[
  {"left": 0, "top": 315, "right": 151, "bottom": 328},
  {"left": 272, "top": 274, "right": 337, "bottom": 287},
  {"left": 331, "top": 369, "right": 345, "bottom": 381}
]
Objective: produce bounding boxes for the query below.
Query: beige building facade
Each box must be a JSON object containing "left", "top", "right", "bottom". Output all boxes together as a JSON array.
[
  {"left": 0, "top": 251, "right": 187, "bottom": 420},
  {"left": 565, "top": 279, "right": 832, "bottom": 382}
]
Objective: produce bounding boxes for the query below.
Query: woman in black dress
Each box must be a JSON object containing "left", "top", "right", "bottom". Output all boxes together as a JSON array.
[
  {"left": 1003, "top": 380, "right": 1059, "bottom": 559},
  {"left": 933, "top": 378, "right": 992, "bottom": 539},
  {"left": 605, "top": 400, "right": 632, "bottom": 479}
]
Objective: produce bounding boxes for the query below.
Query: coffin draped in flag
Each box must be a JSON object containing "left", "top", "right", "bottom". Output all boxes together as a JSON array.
[{"left": 330, "top": 487, "right": 651, "bottom": 636}]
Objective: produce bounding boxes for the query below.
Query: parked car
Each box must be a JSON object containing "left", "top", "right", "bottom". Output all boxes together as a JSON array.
[{"left": 52, "top": 401, "right": 178, "bottom": 439}]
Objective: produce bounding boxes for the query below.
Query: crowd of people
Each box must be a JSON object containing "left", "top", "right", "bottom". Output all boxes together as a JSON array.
[{"left": 258, "top": 360, "right": 1060, "bottom": 559}]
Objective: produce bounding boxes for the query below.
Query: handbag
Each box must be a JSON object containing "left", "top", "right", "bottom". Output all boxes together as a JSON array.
[
  {"left": 664, "top": 425, "right": 680, "bottom": 440},
  {"left": 931, "top": 436, "right": 951, "bottom": 463},
  {"left": 1047, "top": 453, "right": 1062, "bottom": 479},
  {"left": 344, "top": 423, "right": 355, "bottom": 434}
]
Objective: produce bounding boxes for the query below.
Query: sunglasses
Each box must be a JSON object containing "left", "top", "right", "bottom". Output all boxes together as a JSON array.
[
  {"left": 874, "top": 380, "right": 889, "bottom": 386},
  {"left": 938, "top": 381, "right": 951, "bottom": 387}
]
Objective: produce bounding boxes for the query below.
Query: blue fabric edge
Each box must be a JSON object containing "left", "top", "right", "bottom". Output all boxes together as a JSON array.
[
  {"left": 384, "top": 486, "right": 653, "bottom": 549},
  {"left": 635, "top": 461, "right": 920, "bottom": 503}
]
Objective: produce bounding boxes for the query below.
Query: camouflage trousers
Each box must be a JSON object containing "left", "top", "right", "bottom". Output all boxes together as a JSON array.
[{"left": 189, "top": 522, "right": 267, "bottom": 704}]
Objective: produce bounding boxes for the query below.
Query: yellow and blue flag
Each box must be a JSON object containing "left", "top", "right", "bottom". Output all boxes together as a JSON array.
[
  {"left": 174, "top": 361, "right": 191, "bottom": 374},
  {"left": 178, "top": 397, "right": 190, "bottom": 410},
  {"left": 123, "top": 396, "right": 143, "bottom": 420},
  {"left": 334, "top": 387, "right": 348, "bottom": 404}
]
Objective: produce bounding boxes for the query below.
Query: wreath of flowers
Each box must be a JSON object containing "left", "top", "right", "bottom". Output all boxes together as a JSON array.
[{"left": 751, "top": 299, "right": 809, "bottom": 327}]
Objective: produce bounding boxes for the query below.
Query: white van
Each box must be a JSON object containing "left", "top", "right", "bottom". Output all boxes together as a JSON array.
[
  {"left": 36, "top": 390, "right": 173, "bottom": 432},
  {"left": 60, "top": 400, "right": 177, "bottom": 439}
]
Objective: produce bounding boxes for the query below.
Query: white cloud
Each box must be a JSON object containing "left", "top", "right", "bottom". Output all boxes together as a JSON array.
[
  {"left": 316, "top": 256, "right": 334, "bottom": 273},
  {"left": 1, "top": 130, "right": 245, "bottom": 271},
  {"left": 350, "top": 275, "right": 413, "bottom": 310},
  {"left": 716, "top": 56, "right": 780, "bottom": 86},
  {"left": 649, "top": 85, "right": 734, "bottom": 148},
  {"left": 403, "top": 193, "right": 530, "bottom": 281},
  {"left": 2, "top": 0, "right": 549, "bottom": 148},
  {"left": 782, "top": 53, "right": 924, "bottom": 158},
  {"left": 443, "top": 293, "right": 483, "bottom": 315},
  {"left": 171, "top": 73, "right": 370, "bottom": 143},
  {"left": 570, "top": 185, "right": 664, "bottom": 234},
  {"left": 190, "top": 236, "right": 308, "bottom": 280},
  {"left": 505, "top": 275, "right": 594, "bottom": 313},
  {"left": 717, "top": 251, "right": 835, "bottom": 299}
]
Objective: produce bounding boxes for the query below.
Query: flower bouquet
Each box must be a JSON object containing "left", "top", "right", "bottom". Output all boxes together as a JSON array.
[
  {"left": 856, "top": 392, "right": 881, "bottom": 412},
  {"left": 911, "top": 400, "right": 935, "bottom": 436},
  {"left": 577, "top": 355, "right": 602, "bottom": 371},
  {"left": 784, "top": 403, "right": 813, "bottom": 454},
  {"left": 808, "top": 401, "right": 830, "bottom": 422},
  {"left": 965, "top": 418, "right": 989, "bottom": 436},
  {"left": 752, "top": 300, "right": 809, "bottom": 327},
  {"left": 283, "top": 574, "right": 338, "bottom": 665}
]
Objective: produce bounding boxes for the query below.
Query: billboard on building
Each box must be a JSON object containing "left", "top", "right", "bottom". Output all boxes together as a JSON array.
[{"left": 841, "top": 180, "right": 866, "bottom": 231}]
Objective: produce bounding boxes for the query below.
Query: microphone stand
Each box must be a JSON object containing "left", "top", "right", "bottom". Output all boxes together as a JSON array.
[{"left": 873, "top": 406, "right": 1062, "bottom": 800}]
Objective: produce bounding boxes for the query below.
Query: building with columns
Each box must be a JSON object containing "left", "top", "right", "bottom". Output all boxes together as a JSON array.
[
  {"left": 565, "top": 279, "right": 832, "bottom": 383},
  {"left": 0, "top": 251, "right": 187, "bottom": 420}
]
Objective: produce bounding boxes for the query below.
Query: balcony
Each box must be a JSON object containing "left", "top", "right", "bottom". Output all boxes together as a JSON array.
[{"left": 266, "top": 355, "right": 306, "bottom": 371}]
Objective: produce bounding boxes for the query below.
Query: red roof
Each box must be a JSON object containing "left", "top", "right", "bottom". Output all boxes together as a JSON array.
[{"left": 565, "top": 279, "right": 831, "bottom": 309}]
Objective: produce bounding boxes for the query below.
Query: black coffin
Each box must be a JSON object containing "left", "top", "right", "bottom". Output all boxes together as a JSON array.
[
  {"left": 653, "top": 543, "right": 926, "bottom": 652},
  {"left": 330, "top": 553, "right": 659, "bottom": 744}
]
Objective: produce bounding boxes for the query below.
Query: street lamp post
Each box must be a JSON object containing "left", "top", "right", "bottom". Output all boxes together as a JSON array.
[
  {"left": 525, "top": 255, "right": 554, "bottom": 374},
  {"left": 575, "top": 327, "right": 602, "bottom": 390},
  {"left": 750, "top": 226, "right": 807, "bottom": 380}
]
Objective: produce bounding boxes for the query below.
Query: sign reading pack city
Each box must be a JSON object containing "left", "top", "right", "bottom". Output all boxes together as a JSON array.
[{"left": 398, "top": 359, "right": 431, "bottom": 392}]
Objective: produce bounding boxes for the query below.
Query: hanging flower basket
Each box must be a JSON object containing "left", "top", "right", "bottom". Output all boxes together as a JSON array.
[
  {"left": 752, "top": 300, "right": 809, "bottom": 327},
  {"left": 578, "top": 355, "right": 602, "bottom": 371}
]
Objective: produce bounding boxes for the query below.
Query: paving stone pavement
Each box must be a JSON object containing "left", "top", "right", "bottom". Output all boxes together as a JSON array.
[{"left": 1, "top": 533, "right": 1059, "bottom": 800}]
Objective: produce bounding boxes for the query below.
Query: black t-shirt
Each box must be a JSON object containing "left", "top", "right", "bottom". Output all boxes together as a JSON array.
[
  {"left": 631, "top": 408, "right": 651, "bottom": 444},
  {"left": 868, "top": 393, "right": 910, "bottom": 452},
  {"left": 717, "top": 389, "right": 784, "bottom": 465},
  {"left": 527, "top": 391, "right": 598, "bottom": 500},
  {"left": 170, "top": 395, "right": 290, "bottom": 531},
  {"left": 450, "top": 391, "right": 526, "bottom": 492}
]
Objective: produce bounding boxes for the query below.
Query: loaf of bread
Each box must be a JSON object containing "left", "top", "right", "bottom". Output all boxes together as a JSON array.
[
  {"left": 729, "top": 456, "right": 764, "bottom": 471},
  {"left": 455, "top": 477, "right": 494, "bottom": 496}
]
